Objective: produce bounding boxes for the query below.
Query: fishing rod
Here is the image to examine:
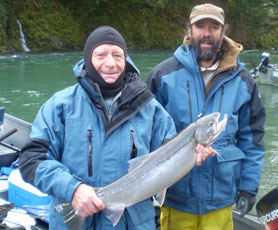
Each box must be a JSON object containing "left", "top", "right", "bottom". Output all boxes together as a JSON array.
[{"left": 0, "top": 128, "right": 20, "bottom": 153}]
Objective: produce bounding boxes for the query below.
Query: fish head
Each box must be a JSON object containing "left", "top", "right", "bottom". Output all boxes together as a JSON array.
[{"left": 195, "top": 112, "right": 227, "bottom": 146}]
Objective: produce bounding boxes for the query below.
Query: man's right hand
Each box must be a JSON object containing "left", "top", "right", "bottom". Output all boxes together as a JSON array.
[
  {"left": 72, "top": 184, "right": 105, "bottom": 217},
  {"left": 195, "top": 143, "right": 217, "bottom": 166}
]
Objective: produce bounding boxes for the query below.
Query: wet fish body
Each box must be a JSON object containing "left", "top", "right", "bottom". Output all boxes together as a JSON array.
[{"left": 56, "top": 112, "right": 227, "bottom": 228}]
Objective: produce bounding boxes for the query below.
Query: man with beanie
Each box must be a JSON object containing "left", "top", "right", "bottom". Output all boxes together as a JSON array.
[
  {"left": 146, "top": 3, "right": 266, "bottom": 230},
  {"left": 19, "top": 26, "right": 213, "bottom": 230}
]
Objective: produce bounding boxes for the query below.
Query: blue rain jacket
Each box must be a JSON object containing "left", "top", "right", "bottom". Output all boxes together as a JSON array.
[
  {"left": 146, "top": 36, "right": 266, "bottom": 215},
  {"left": 19, "top": 59, "right": 176, "bottom": 229}
]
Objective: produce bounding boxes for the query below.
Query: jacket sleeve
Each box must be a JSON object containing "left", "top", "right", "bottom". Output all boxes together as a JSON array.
[
  {"left": 149, "top": 99, "right": 177, "bottom": 152},
  {"left": 19, "top": 95, "right": 82, "bottom": 203},
  {"left": 236, "top": 74, "right": 266, "bottom": 195},
  {"left": 145, "top": 62, "right": 169, "bottom": 108},
  {"left": 145, "top": 68, "right": 159, "bottom": 95}
]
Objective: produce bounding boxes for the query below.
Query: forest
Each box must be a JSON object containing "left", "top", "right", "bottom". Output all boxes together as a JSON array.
[{"left": 0, "top": 0, "right": 278, "bottom": 53}]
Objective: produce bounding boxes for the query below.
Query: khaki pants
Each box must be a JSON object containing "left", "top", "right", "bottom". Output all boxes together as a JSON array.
[{"left": 160, "top": 206, "right": 233, "bottom": 230}]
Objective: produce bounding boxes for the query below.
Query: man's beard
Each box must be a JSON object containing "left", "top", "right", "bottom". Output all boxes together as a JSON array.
[{"left": 191, "top": 36, "right": 222, "bottom": 62}]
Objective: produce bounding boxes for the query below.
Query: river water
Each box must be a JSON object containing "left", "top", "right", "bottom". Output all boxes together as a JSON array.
[{"left": 0, "top": 49, "right": 278, "bottom": 214}]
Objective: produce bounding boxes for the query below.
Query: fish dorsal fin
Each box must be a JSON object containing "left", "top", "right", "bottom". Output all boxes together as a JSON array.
[
  {"left": 128, "top": 154, "right": 150, "bottom": 172},
  {"left": 154, "top": 188, "right": 167, "bottom": 207},
  {"left": 103, "top": 206, "right": 125, "bottom": 226}
]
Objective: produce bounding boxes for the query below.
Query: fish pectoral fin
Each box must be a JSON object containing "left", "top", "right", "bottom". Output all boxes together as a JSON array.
[
  {"left": 103, "top": 206, "right": 125, "bottom": 226},
  {"left": 128, "top": 154, "right": 150, "bottom": 172},
  {"left": 154, "top": 188, "right": 167, "bottom": 207}
]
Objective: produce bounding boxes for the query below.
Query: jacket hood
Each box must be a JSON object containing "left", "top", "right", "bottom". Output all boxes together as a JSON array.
[{"left": 183, "top": 35, "right": 243, "bottom": 74}]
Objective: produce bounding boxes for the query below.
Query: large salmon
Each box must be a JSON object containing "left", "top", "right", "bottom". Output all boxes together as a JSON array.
[{"left": 55, "top": 112, "right": 227, "bottom": 229}]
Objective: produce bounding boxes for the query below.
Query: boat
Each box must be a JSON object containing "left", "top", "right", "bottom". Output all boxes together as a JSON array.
[
  {"left": 0, "top": 110, "right": 267, "bottom": 230},
  {"left": 250, "top": 52, "right": 278, "bottom": 86},
  {"left": 233, "top": 210, "right": 263, "bottom": 230},
  {"left": 0, "top": 111, "right": 31, "bottom": 169},
  {"left": 0, "top": 110, "right": 50, "bottom": 229}
]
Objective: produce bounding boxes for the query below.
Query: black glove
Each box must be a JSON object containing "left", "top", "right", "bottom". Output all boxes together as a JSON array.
[{"left": 236, "top": 190, "right": 256, "bottom": 217}]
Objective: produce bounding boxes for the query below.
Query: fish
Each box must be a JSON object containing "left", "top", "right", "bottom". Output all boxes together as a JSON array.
[{"left": 55, "top": 112, "right": 227, "bottom": 229}]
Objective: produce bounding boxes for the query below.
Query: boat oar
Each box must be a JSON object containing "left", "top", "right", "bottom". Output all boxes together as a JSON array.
[
  {"left": 0, "top": 128, "right": 20, "bottom": 153},
  {"left": 0, "top": 128, "right": 17, "bottom": 143},
  {"left": 256, "top": 187, "right": 278, "bottom": 229}
]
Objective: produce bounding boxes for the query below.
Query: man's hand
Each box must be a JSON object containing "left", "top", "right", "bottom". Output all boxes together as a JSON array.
[
  {"left": 195, "top": 143, "right": 217, "bottom": 166},
  {"left": 72, "top": 184, "right": 105, "bottom": 217},
  {"left": 236, "top": 191, "right": 256, "bottom": 217}
]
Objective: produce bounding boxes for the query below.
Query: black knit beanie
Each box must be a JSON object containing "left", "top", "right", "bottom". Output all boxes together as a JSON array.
[{"left": 83, "top": 26, "right": 127, "bottom": 97}]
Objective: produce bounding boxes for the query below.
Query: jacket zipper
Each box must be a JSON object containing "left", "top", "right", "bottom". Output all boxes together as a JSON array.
[
  {"left": 198, "top": 84, "right": 225, "bottom": 119},
  {"left": 87, "top": 129, "right": 93, "bottom": 177},
  {"left": 218, "top": 84, "right": 225, "bottom": 112},
  {"left": 186, "top": 80, "right": 193, "bottom": 123},
  {"left": 130, "top": 130, "right": 138, "bottom": 159}
]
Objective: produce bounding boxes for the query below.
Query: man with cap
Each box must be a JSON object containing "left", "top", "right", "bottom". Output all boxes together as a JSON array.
[
  {"left": 146, "top": 3, "right": 266, "bottom": 230},
  {"left": 18, "top": 26, "right": 213, "bottom": 230}
]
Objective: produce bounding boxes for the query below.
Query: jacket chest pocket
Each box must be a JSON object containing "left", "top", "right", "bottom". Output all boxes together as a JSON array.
[{"left": 63, "top": 118, "right": 99, "bottom": 180}]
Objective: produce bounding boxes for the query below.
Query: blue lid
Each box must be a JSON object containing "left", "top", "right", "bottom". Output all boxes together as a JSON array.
[{"left": 0, "top": 107, "right": 5, "bottom": 125}]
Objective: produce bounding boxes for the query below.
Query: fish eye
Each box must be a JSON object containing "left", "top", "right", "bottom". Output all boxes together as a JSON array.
[{"left": 209, "top": 122, "right": 214, "bottom": 127}]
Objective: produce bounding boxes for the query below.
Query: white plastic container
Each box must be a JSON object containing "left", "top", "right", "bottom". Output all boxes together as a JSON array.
[{"left": 8, "top": 169, "right": 51, "bottom": 206}]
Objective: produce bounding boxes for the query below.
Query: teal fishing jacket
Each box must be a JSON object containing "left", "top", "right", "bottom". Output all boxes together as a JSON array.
[
  {"left": 19, "top": 59, "right": 176, "bottom": 230},
  {"left": 146, "top": 36, "right": 266, "bottom": 215}
]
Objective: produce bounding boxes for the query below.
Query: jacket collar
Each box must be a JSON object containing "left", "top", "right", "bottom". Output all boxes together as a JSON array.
[
  {"left": 183, "top": 35, "right": 243, "bottom": 74},
  {"left": 76, "top": 61, "right": 153, "bottom": 138}
]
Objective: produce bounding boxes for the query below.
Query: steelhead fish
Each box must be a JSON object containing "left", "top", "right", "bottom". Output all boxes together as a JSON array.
[{"left": 55, "top": 112, "right": 227, "bottom": 229}]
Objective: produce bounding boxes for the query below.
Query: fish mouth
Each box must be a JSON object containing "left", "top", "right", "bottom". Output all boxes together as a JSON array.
[{"left": 209, "top": 115, "right": 228, "bottom": 144}]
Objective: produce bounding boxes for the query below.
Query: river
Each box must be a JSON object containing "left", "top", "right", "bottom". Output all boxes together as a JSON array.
[{"left": 0, "top": 49, "right": 278, "bottom": 215}]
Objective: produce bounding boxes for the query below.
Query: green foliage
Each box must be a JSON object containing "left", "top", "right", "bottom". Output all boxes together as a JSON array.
[
  {"left": 0, "top": 0, "right": 277, "bottom": 53},
  {"left": 0, "top": 2, "right": 7, "bottom": 52},
  {"left": 225, "top": 0, "right": 278, "bottom": 48},
  {"left": 19, "top": 1, "right": 84, "bottom": 51}
]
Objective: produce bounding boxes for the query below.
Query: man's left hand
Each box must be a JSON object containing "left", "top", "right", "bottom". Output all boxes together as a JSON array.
[{"left": 236, "top": 190, "right": 256, "bottom": 217}]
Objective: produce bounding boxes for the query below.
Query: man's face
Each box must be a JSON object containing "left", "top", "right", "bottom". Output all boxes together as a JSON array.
[
  {"left": 190, "top": 18, "right": 224, "bottom": 62},
  {"left": 91, "top": 44, "right": 125, "bottom": 84}
]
